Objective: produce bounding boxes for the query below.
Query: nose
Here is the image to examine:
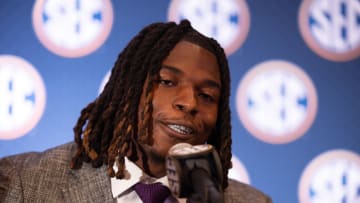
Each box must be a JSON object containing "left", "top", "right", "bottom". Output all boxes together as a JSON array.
[{"left": 173, "top": 86, "right": 198, "bottom": 115}]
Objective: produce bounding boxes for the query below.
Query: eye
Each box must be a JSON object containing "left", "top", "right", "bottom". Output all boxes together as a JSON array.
[
  {"left": 199, "top": 93, "right": 215, "bottom": 103},
  {"left": 159, "top": 79, "right": 174, "bottom": 86}
]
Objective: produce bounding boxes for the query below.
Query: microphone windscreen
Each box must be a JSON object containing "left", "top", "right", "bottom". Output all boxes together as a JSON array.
[{"left": 166, "top": 143, "right": 223, "bottom": 197}]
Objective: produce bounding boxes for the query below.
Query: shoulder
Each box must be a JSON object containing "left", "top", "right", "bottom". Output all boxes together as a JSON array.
[
  {"left": 0, "top": 142, "right": 77, "bottom": 202},
  {"left": 0, "top": 142, "right": 78, "bottom": 184},
  {"left": 1, "top": 142, "right": 77, "bottom": 171},
  {"left": 224, "top": 179, "right": 272, "bottom": 203}
]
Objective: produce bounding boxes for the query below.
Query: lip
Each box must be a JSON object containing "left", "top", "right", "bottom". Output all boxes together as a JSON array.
[{"left": 159, "top": 121, "right": 197, "bottom": 141}]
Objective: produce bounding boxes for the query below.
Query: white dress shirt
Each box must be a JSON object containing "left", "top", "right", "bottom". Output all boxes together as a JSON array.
[{"left": 111, "top": 157, "right": 186, "bottom": 203}]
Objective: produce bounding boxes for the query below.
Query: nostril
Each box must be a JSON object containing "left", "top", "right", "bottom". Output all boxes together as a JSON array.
[{"left": 175, "top": 104, "right": 185, "bottom": 111}]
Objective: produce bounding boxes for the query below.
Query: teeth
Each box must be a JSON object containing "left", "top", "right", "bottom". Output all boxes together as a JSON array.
[{"left": 168, "top": 124, "right": 193, "bottom": 135}]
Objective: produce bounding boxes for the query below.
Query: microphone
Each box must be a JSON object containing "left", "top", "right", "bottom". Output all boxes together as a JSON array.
[{"left": 166, "top": 143, "right": 224, "bottom": 203}]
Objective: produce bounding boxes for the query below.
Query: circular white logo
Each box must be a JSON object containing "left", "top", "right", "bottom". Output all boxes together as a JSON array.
[
  {"left": 299, "top": 149, "right": 360, "bottom": 203},
  {"left": 299, "top": 0, "right": 360, "bottom": 61},
  {"left": 98, "top": 70, "right": 111, "bottom": 95},
  {"left": 236, "top": 60, "right": 318, "bottom": 144},
  {"left": 228, "top": 155, "right": 250, "bottom": 184},
  {"left": 32, "top": 0, "right": 114, "bottom": 58},
  {"left": 0, "top": 55, "right": 46, "bottom": 140},
  {"left": 168, "top": 0, "right": 250, "bottom": 55}
]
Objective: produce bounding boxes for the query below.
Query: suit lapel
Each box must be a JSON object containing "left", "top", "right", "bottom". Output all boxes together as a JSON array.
[{"left": 63, "top": 164, "right": 114, "bottom": 203}]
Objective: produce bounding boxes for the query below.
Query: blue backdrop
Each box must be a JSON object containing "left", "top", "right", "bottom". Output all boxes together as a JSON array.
[{"left": 1, "top": 1, "right": 360, "bottom": 202}]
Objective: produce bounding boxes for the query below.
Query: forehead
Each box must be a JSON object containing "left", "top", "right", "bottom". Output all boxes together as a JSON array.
[{"left": 162, "top": 40, "right": 220, "bottom": 82}]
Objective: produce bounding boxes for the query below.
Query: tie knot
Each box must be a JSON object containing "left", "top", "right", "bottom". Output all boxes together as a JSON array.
[{"left": 134, "top": 182, "right": 171, "bottom": 203}]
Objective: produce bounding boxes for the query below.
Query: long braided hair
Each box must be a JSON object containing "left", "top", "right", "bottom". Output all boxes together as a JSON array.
[{"left": 70, "top": 19, "right": 232, "bottom": 189}]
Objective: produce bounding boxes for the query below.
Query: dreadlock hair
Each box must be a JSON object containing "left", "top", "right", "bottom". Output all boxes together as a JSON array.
[{"left": 70, "top": 19, "right": 232, "bottom": 189}]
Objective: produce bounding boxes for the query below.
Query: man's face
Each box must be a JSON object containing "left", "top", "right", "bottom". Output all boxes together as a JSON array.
[{"left": 139, "top": 40, "right": 221, "bottom": 159}]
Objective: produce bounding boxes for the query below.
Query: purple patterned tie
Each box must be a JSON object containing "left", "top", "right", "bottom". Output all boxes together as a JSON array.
[{"left": 134, "top": 182, "right": 171, "bottom": 203}]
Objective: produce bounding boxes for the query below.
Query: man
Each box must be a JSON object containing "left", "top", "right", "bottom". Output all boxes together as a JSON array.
[{"left": 0, "top": 20, "right": 272, "bottom": 202}]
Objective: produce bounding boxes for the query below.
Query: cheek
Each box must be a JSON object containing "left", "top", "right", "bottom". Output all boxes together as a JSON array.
[
  {"left": 200, "top": 111, "right": 218, "bottom": 141},
  {"left": 202, "top": 108, "right": 218, "bottom": 129},
  {"left": 151, "top": 99, "right": 162, "bottom": 113},
  {"left": 151, "top": 90, "right": 166, "bottom": 111},
  {"left": 151, "top": 90, "right": 174, "bottom": 119}
]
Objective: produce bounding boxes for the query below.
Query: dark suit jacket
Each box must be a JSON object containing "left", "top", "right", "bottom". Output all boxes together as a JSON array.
[{"left": 0, "top": 142, "right": 272, "bottom": 203}]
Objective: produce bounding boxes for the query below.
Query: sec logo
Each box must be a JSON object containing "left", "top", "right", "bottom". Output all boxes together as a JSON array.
[
  {"left": 168, "top": 0, "right": 250, "bottom": 55},
  {"left": 0, "top": 55, "right": 46, "bottom": 140},
  {"left": 32, "top": 0, "right": 114, "bottom": 58},
  {"left": 299, "top": 149, "right": 360, "bottom": 203},
  {"left": 236, "top": 60, "right": 318, "bottom": 144},
  {"left": 299, "top": 0, "right": 360, "bottom": 61},
  {"left": 228, "top": 155, "right": 250, "bottom": 184},
  {"left": 98, "top": 70, "right": 111, "bottom": 95}
]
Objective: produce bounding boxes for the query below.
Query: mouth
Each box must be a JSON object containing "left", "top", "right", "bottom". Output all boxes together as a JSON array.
[
  {"left": 163, "top": 122, "right": 196, "bottom": 140},
  {"left": 168, "top": 124, "right": 194, "bottom": 135}
]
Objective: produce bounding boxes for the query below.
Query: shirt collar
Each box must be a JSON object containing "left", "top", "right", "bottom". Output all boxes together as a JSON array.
[{"left": 110, "top": 157, "right": 169, "bottom": 198}]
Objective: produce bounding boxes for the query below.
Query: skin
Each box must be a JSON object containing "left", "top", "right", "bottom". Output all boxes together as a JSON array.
[{"left": 136, "top": 40, "right": 221, "bottom": 177}]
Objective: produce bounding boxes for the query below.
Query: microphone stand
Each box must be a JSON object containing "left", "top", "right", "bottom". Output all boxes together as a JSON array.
[{"left": 188, "top": 167, "right": 224, "bottom": 203}]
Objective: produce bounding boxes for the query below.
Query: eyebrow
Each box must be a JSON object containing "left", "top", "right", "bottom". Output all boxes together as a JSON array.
[{"left": 161, "top": 65, "right": 221, "bottom": 90}]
